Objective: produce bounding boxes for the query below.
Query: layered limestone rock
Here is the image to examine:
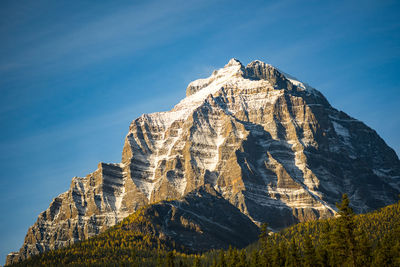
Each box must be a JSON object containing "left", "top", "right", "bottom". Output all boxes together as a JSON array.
[
  {"left": 11, "top": 162, "right": 145, "bottom": 263},
  {"left": 7, "top": 58, "right": 400, "bottom": 265}
]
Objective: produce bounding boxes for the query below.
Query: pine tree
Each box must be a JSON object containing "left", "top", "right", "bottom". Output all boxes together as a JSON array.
[
  {"left": 340, "top": 193, "right": 357, "bottom": 266},
  {"left": 238, "top": 249, "right": 247, "bottom": 267},
  {"left": 355, "top": 230, "right": 372, "bottom": 266},
  {"left": 250, "top": 249, "right": 261, "bottom": 267},
  {"left": 271, "top": 241, "right": 286, "bottom": 267},
  {"left": 285, "top": 238, "right": 300, "bottom": 267},
  {"left": 373, "top": 237, "right": 393, "bottom": 267},
  {"left": 303, "top": 234, "right": 317, "bottom": 267},
  {"left": 217, "top": 250, "right": 227, "bottom": 267},
  {"left": 259, "top": 223, "right": 269, "bottom": 250},
  {"left": 259, "top": 222, "right": 271, "bottom": 266},
  {"left": 317, "top": 221, "right": 331, "bottom": 267},
  {"left": 227, "top": 245, "right": 233, "bottom": 260},
  {"left": 193, "top": 256, "right": 201, "bottom": 267},
  {"left": 211, "top": 255, "right": 218, "bottom": 267},
  {"left": 229, "top": 248, "right": 239, "bottom": 267},
  {"left": 156, "top": 253, "right": 163, "bottom": 267},
  {"left": 329, "top": 193, "right": 357, "bottom": 266},
  {"left": 166, "top": 251, "right": 175, "bottom": 267}
]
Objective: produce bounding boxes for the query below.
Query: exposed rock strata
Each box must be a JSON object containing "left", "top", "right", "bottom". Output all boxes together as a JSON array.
[{"left": 7, "top": 58, "right": 400, "bottom": 265}]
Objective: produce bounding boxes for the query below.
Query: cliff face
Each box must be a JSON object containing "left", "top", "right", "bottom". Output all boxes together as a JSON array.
[{"left": 7, "top": 58, "right": 400, "bottom": 265}]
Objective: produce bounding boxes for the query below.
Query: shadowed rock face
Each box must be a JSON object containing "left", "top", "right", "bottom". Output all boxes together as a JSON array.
[
  {"left": 128, "top": 185, "right": 260, "bottom": 252},
  {"left": 6, "top": 58, "right": 400, "bottom": 265}
]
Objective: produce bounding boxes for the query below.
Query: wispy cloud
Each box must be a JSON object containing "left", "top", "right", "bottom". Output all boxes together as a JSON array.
[
  {"left": 0, "top": 0, "right": 214, "bottom": 75},
  {"left": 0, "top": 90, "right": 181, "bottom": 159}
]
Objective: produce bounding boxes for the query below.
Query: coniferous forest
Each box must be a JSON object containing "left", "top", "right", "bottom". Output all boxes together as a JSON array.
[{"left": 11, "top": 195, "right": 400, "bottom": 267}]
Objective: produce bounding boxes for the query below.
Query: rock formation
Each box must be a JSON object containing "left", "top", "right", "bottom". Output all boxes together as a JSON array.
[
  {"left": 125, "top": 185, "right": 261, "bottom": 252},
  {"left": 6, "top": 58, "right": 400, "bottom": 265}
]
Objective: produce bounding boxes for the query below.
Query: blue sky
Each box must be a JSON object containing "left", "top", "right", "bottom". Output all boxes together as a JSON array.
[{"left": 1, "top": 0, "right": 399, "bottom": 264}]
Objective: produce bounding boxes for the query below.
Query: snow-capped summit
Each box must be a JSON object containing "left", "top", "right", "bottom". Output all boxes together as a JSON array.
[
  {"left": 7, "top": 59, "right": 400, "bottom": 265},
  {"left": 225, "top": 57, "right": 243, "bottom": 67}
]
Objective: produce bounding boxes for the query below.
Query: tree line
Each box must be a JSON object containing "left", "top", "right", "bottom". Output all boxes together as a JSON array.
[{"left": 11, "top": 194, "right": 400, "bottom": 266}]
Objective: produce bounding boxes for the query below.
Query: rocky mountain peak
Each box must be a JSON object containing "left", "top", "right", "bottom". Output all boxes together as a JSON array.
[
  {"left": 6, "top": 58, "right": 400, "bottom": 265},
  {"left": 224, "top": 58, "right": 244, "bottom": 68},
  {"left": 246, "top": 59, "right": 270, "bottom": 69},
  {"left": 185, "top": 58, "right": 314, "bottom": 99},
  {"left": 185, "top": 58, "right": 246, "bottom": 97}
]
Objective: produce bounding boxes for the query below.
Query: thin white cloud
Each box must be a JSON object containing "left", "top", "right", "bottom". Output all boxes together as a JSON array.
[
  {"left": 0, "top": 89, "right": 181, "bottom": 159},
  {"left": 0, "top": 0, "right": 214, "bottom": 74}
]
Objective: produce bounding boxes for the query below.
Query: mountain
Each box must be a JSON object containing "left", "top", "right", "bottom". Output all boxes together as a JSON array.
[{"left": 6, "top": 58, "right": 400, "bottom": 265}]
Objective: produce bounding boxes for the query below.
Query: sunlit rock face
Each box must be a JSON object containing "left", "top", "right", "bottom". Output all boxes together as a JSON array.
[{"left": 7, "top": 58, "right": 400, "bottom": 265}]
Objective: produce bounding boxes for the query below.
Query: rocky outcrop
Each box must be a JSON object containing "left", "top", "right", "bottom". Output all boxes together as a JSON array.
[
  {"left": 130, "top": 185, "right": 260, "bottom": 252},
  {"left": 8, "top": 162, "right": 144, "bottom": 264},
  {"left": 7, "top": 58, "right": 400, "bottom": 265}
]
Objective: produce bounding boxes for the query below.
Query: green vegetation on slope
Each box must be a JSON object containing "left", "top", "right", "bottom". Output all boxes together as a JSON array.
[
  {"left": 11, "top": 204, "right": 197, "bottom": 266},
  {"left": 251, "top": 194, "right": 400, "bottom": 267},
  {"left": 11, "top": 195, "right": 400, "bottom": 266}
]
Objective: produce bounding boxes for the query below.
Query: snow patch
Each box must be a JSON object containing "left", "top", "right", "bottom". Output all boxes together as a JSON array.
[
  {"left": 115, "top": 181, "right": 126, "bottom": 212},
  {"left": 280, "top": 70, "right": 316, "bottom": 95},
  {"left": 132, "top": 178, "right": 155, "bottom": 200},
  {"left": 332, "top": 121, "right": 351, "bottom": 146}
]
